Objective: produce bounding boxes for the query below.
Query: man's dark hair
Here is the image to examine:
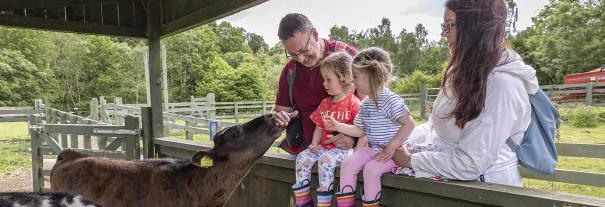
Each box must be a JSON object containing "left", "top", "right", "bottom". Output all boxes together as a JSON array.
[{"left": 278, "top": 13, "right": 313, "bottom": 40}]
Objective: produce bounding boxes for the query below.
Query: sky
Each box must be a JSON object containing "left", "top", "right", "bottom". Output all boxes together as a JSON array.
[{"left": 219, "top": 0, "right": 550, "bottom": 46}]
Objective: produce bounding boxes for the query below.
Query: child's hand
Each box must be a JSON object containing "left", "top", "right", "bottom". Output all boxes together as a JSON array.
[
  {"left": 374, "top": 144, "right": 398, "bottom": 162},
  {"left": 308, "top": 144, "right": 320, "bottom": 154},
  {"left": 322, "top": 116, "right": 340, "bottom": 132}
]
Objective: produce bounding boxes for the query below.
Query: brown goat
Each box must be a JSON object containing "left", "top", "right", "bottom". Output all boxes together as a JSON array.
[{"left": 50, "top": 114, "right": 282, "bottom": 207}]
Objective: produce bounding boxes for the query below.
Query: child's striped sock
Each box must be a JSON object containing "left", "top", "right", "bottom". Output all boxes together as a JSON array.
[
  {"left": 316, "top": 190, "right": 333, "bottom": 207},
  {"left": 335, "top": 192, "right": 356, "bottom": 207},
  {"left": 293, "top": 184, "right": 313, "bottom": 207}
]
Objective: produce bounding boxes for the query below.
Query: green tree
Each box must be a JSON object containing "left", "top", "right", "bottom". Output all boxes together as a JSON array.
[
  {"left": 509, "top": 0, "right": 605, "bottom": 84},
  {"left": 0, "top": 49, "right": 53, "bottom": 106}
]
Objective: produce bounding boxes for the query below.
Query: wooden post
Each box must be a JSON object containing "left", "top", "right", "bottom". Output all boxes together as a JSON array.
[
  {"left": 34, "top": 99, "right": 43, "bottom": 113},
  {"left": 586, "top": 82, "right": 593, "bottom": 106},
  {"left": 98, "top": 97, "right": 107, "bottom": 149},
  {"left": 124, "top": 115, "right": 140, "bottom": 160},
  {"left": 29, "top": 114, "right": 43, "bottom": 192},
  {"left": 60, "top": 112, "right": 68, "bottom": 148},
  {"left": 147, "top": 0, "right": 165, "bottom": 139},
  {"left": 141, "top": 107, "right": 155, "bottom": 159},
  {"left": 84, "top": 119, "right": 92, "bottom": 149},
  {"left": 88, "top": 98, "right": 98, "bottom": 150},
  {"left": 262, "top": 100, "right": 267, "bottom": 115},
  {"left": 206, "top": 93, "right": 216, "bottom": 120},
  {"left": 69, "top": 114, "right": 78, "bottom": 148},
  {"left": 162, "top": 44, "right": 169, "bottom": 112},
  {"left": 90, "top": 98, "right": 99, "bottom": 121},
  {"left": 115, "top": 97, "right": 124, "bottom": 125},
  {"left": 234, "top": 102, "right": 239, "bottom": 123},
  {"left": 420, "top": 84, "right": 428, "bottom": 118}
]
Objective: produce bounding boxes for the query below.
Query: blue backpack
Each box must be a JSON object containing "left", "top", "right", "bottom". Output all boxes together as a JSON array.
[{"left": 505, "top": 89, "right": 560, "bottom": 174}]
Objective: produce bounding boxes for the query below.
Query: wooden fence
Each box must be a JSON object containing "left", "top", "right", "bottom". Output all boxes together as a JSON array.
[
  {"left": 0, "top": 100, "right": 42, "bottom": 122},
  {"left": 29, "top": 101, "right": 141, "bottom": 192},
  {"left": 542, "top": 82, "right": 605, "bottom": 106},
  {"left": 154, "top": 137, "right": 605, "bottom": 207}
]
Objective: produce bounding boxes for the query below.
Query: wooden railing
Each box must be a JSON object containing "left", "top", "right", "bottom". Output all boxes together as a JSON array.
[
  {"left": 29, "top": 108, "right": 141, "bottom": 192},
  {"left": 154, "top": 137, "right": 605, "bottom": 207}
]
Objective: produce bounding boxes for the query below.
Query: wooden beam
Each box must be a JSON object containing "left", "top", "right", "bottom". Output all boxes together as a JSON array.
[
  {"left": 557, "top": 143, "right": 605, "bottom": 159},
  {"left": 0, "top": 15, "right": 145, "bottom": 37},
  {"left": 521, "top": 168, "right": 605, "bottom": 188},
  {"left": 147, "top": 0, "right": 164, "bottom": 139},
  {"left": 161, "top": 0, "right": 268, "bottom": 37},
  {"left": 0, "top": 0, "right": 137, "bottom": 10}
]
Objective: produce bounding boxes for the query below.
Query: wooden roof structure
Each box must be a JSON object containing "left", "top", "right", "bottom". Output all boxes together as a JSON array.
[
  {"left": 0, "top": 0, "right": 268, "bottom": 139},
  {"left": 0, "top": 0, "right": 266, "bottom": 38}
]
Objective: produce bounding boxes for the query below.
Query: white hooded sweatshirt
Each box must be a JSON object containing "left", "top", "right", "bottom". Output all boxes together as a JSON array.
[{"left": 409, "top": 50, "right": 539, "bottom": 186}]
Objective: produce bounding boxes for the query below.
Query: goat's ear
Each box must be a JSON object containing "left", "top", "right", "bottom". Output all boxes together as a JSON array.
[{"left": 191, "top": 151, "right": 214, "bottom": 168}]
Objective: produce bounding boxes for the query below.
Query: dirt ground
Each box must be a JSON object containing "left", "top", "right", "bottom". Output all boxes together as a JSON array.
[{"left": 0, "top": 168, "right": 32, "bottom": 192}]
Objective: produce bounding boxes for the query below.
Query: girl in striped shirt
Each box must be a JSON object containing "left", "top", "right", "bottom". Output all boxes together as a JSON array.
[{"left": 324, "top": 47, "right": 416, "bottom": 207}]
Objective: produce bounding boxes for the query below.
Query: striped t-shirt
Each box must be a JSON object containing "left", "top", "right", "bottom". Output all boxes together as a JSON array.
[{"left": 354, "top": 88, "right": 410, "bottom": 149}]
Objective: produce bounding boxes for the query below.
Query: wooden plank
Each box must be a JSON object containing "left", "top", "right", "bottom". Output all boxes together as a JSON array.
[
  {"left": 0, "top": 14, "right": 145, "bottom": 38},
  {"left": 124, "top": 116, "right": 140, "bottom": 160},
  {"left": 40, "top": 169, "right": 51, "bottom": 177},
  {"left": 29, "top": 115, "right": 43, "bottom": 192},
  {"left": 72, "top": 149, "right": 127, "bottom": 160},
  {"left": 39, "top": 146, "right": 57, "bottom": 155},
  {"left": 105, "top": 137, "right": 124, "bottom": 150},
  {"left": 69, "top": 115, "right": 78, "bottom": 148},
  {"left": 141, "top": 107, "right": 154, "bottom": 159},
  {"left": 83, "top": 120, "right": 92, "bottom": 149},
  {"left": 164, "top": 122, "right": 209, "bottom": 134},
  {"left": 521, "top": 168, "right": 605, "bottom": 187},
  {"left": 0, "top": 116, "right": 29, "bottom": 122},
  {"left": 557, "top": 143, "right": 605, "bottom": 159},
  {"left": 147, "top": 0, "right": 164, "bottom": 139},
  {"left": 43, "top": 124, "right": 138, "bottom": 136},
  {"left": 156, "top": 145, "right": 196, "bottom": 159},
  {"left": 251, "top": 163, "right": 605, "bottom": 207},
  {"left": 44, "top": 133, "right": 64, "bottom": 154},
  {"left": 161, "top": 0, "right": 268, "bottom": 37},
  {"left": 154, "top": 137, "right": 211, "bottom": 152},
  {"left": 154, "top": 137, "right": 605, "bottom": 206}
]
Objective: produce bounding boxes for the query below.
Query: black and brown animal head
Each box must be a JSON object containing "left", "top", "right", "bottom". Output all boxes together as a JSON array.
[{"left": 191, "top": 114, "right": 282, "bottom": 167}]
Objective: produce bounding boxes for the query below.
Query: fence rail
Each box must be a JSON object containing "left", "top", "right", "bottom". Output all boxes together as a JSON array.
[
  {"left": 25, "top": 81, "right": 605, "bottom": 194},
  {"left": 29, "top": 101, "right": 142, "bottom": 192},
  {"left": 154, "top": 137, "right": 605, "bottom": 207}
]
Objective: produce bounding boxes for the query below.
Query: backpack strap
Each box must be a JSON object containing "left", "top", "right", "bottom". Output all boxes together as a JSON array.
[
  {"left": 287, "top": 61, "right": 298, "bottom": 108},
  {"left": 505, "top": 137, "right": 520, "bottom": 153}
]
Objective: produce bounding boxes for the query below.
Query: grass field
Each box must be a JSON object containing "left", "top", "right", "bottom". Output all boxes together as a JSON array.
[
  {"left": 0, "top": 122, "right": 30, "bottom": 175},
  {"left": 1, "top": 110, "right": 604, "bottom": 197}
]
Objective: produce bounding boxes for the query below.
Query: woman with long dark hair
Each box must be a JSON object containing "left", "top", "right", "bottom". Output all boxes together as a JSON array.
[{"left": 392, "top": 0, "right": 540, "bottom": 186}]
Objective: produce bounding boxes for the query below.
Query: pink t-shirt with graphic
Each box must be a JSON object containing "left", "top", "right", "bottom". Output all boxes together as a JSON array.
[{"left": 309, "top": 94, "right": 361, "bottom": 149}]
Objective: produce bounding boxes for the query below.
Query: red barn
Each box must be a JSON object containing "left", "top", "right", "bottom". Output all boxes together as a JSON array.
[{"left": 563, "top": 66, "right": 605, "bottom": 84}]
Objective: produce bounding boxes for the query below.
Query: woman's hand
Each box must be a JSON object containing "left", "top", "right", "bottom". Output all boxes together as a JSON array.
[{"left": 392, "top": 146, "right": 413, "bottom": 167}]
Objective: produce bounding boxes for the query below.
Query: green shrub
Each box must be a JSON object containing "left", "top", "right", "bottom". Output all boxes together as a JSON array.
[
  {"left": 568, "top": 106, "right": 599, "bottom": 128},
  {"left": 391, "top": 70, "right": 442, "bottom": 94}
]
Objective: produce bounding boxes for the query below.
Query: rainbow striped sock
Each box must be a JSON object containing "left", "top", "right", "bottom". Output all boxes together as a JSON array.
[
  {"left": 362, "top": 199, "right": 380, "bottom": 207},
  {"left": 335, "top": 192, "right": 356, "bottom": 207},
  {"left": 317, "top": 190, "right": 333, "bottom": 207},
  {"left": 293, "top": 184, "right": 313, "bottom": 207}
]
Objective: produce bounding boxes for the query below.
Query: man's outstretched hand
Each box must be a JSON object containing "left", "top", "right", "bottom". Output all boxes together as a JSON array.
[{"left": 272, "top": 110, "right": 299, "bottom": 127}]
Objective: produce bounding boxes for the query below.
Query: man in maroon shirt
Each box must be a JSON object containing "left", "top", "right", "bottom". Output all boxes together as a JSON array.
[{"left": 273, "top": 13, "right": 359, "bottom": 154}]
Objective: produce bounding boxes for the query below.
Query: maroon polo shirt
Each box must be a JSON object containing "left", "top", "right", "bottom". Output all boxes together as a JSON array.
[{"left": 275, "top": 39, "right": 358, "bottom": 152}]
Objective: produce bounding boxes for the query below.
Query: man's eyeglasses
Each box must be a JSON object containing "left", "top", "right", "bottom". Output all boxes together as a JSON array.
[
  {"left": 441, "top": 22, "right": 456, "bottom": 35},
  {"left": 285, "top": 31, "right": 312, "bottom": 60}
]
